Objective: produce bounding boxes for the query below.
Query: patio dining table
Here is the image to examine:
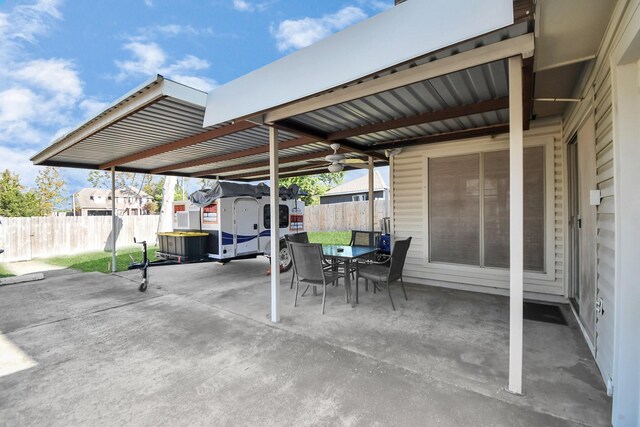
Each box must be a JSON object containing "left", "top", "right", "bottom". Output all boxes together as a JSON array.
[{"left": 322, "top": 244, "right": 378, "bottom": 308}]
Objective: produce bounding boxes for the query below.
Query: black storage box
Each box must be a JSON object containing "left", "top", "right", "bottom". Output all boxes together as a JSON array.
[{"left": 157, "top": 232, "right": 209, "bottom": 260}]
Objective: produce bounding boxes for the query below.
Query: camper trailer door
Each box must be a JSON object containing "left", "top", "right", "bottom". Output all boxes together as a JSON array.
[{"left": 233, "top": 198, "right": 259, "bottom": 255}]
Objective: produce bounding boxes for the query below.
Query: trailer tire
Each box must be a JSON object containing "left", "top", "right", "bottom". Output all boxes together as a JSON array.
[{"left": 279, "top": 239, "right": 293, "bottom": 272}]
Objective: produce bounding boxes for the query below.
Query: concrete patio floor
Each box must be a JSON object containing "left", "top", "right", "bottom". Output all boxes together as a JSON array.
[{"left": 0, "top": 259, "right": 611, "bottom": 426}]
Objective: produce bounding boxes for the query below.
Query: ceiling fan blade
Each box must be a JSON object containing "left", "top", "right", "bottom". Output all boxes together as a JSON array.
[{"left": 341, "top": 158, "right": 366, "bottom": 164}]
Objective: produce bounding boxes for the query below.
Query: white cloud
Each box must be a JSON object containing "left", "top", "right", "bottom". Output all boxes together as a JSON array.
[
  {"left": 0, "top": 0, "right": 61, "bottom": 53},
  {"left": 272, "top": 6, "right": 367, "bottom": 52},
  {"left": 357, "top": 0, "right": 392, "bottom": 12},
  {"left": 79, "top": 99, "right": 110, "bottom": 119},
  {"left": 233, "top": 0, "right": 253, "bottom": 12},
  {"left": 115, "top": 41, "right": 215, "bottom": 92},
  {"left": 12, "top": 58, "right": 83, "bottom": 100},
  {"left": 0, "top": 145, "right": 41, "bottom": 187},
  {"left": 115, "top": 42, "right": 166, "bottom": 78},
  {"left": 170, "top": 75, "right": 217, "bottom": 92},
  {"left": 0, "top": 0, "right": 110, "bottom": 190},
  {"left": 164, "top": 55, "right": 210, "bottom": 74},
  {"left": 0, "top": 87, "right": 38, "bottom": 124},
  {"left": 144, "top": 0, "right": 153, "bottom": 6}
]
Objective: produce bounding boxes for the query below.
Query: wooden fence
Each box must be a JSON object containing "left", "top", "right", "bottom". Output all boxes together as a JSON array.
[
  {"left": 0, "top": 201, "right": 387, "bottom": 262},
  {"left": 0, "top": 215, "right": 160, "bottom": 262},
  {"left": 304, "top": 200, "right": 388, "bottom": 232}
]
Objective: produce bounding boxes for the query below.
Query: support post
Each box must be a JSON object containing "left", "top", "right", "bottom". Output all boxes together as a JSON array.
[
  {"left": 508, "top": 55, "right": 524, "bottom": 395},
  {"left": 368, "top": 157, "right": 374, "bottom": 232},
  {"left": 111, "top": 167, "right": 117, "bottom": 273},
  {"left": 269, "top": 126, "right": 280, "bottom": 323}
]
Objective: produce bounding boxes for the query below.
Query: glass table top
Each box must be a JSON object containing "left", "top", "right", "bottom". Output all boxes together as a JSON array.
[{"left": 322, "top": 245, "right": 378, "bottom": 259}]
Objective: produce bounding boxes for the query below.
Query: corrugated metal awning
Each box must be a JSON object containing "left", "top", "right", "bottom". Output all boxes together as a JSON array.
[{"left": 32, "top": 1, "right": 535, "bottom": 182}]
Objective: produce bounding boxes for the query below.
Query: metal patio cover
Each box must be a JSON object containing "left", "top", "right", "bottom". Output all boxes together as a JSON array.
[{"left": 32, "top": 0, "right": 533, "bottom": 182}]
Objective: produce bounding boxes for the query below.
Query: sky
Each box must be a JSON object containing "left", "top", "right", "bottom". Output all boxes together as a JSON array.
[{"left": 0, "top": 0, "right": 391, "bottom": 201}]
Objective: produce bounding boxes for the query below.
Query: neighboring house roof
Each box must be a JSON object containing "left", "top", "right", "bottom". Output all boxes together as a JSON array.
[
  {"left": 76, "top": 187, "right": 151, "bottom": 209},
  {"left": 323, "top": 171, "right": 388, "bottom": 197}
]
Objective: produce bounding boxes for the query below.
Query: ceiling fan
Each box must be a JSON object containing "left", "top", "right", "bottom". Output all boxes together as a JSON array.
[{"left": 309, "top": 143, "right": 370, "bottom": 173}]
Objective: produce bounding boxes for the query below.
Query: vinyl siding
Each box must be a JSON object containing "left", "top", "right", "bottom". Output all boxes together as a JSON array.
[
  {"left": 392, "top": 119, "right": 565, "bottom": 298},
  {"left": 561, "top": 0, "right": 637, "bottom": 389}
]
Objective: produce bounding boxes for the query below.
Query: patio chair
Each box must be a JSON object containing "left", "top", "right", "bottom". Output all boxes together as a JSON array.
[
  {"left": 289, "top": 242, "right": 343, "bottom": 314},
  {"left": 349, "top": 230, "right": 382, "bottom": 247},
  {"left": 347, "top": 230, "right": 383, "bottom": 284},
  {"left": 355, "top": 237, "right": 412, "bottom": 310},
  {"left": 285, "top": 232, "right": 309, "bottom": 289}
]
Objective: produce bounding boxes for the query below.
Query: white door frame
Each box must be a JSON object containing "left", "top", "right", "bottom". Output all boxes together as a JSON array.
[{"left": 610, "top": 2, "right": 640, "bottom": 424}]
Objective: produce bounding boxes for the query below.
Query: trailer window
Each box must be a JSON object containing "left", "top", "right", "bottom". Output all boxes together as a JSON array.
[{"left": 264, "top": 205, "right": 289, "bottom": 229}]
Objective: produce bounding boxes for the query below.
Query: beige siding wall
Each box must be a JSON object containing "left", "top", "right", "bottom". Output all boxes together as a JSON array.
[
  {"left": 561, "top": 0, "right": 638, "bottom": 390},
  {"left": 392, "top": 119, "right": 565, "bottom": 298}
]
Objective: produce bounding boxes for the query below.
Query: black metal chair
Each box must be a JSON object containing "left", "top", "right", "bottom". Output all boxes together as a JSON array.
[
  {"left": 355, "top": 237, "right": 412, "bottom": 310},
  {"left": 289, "top": 242, "right": 343, "bottom": 314}
]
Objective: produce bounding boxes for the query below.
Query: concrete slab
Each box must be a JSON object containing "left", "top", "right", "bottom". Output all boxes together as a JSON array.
[
  {"left": 0, "top": 272, "right": 44, "bottom": 286},
  {"left": 4, "top": 260, "right": 67, "bottom": 276},
  {"left": 0, "top": 259, "right": 611, "bottom": 425},
  {"left": 0, "top": 272, "right": 155, "bottom": 333}
]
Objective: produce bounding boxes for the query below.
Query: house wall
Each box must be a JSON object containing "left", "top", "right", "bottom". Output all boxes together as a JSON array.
[
  {"left": 561, "top": 0, "right": 639, "bottom": 398},
  {"left": 320, "top": 190, "right": 385, "bottom": 205},
  {"left": 392, "top": 118, "right": 565, "bottom": 299}
]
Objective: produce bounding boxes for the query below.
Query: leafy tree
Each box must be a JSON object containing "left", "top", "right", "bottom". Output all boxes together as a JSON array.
[
  {"left": 0, "top": 170, "right": 44, "bottom": 217},
  {"left": 87, "top": 170, "right": 148, "bottom": 190},
  {"left": 279, "top": 172, "right": 345, "bottom": 205},
  {"left": 174, "top": 177, "right": 190, "bottom": 201},
  {"left": 86, "top": 170, "right": 108, "bottom": 188},
  {"left": 143, "top": 200, "right": 158, "bottom": 213},
  {"left": 142, "top": 177, "right": 165, "bottom": 213},
  {"left": 35, "top": 166, "right": 66, "bottom": 215}
]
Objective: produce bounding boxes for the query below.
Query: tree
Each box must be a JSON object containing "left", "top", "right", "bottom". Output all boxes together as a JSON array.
[
  {"left": 86, "top": 170, "right": 109, "bottom": 188},
  {"left": 198, "top": 178, "right": 216, "bottom": 188},
  {"left": 142, "top": 177, "right": 165, "bottom": 213},
  {"left": 174, "top": 177, "right": 190, "bottom": 201},
  {"left": 279, "top": 172, "right": 345, "bottom": 205},
  {"left": 0, "top": 170, "right": 43, "bottom": 217},
  {"left": 35, "top": 167, "right": 66, "bottom": 215},
  {"left": 143, "top": 200, "right": 158, "bottom": 214},
  {"left": 87, "top": 170, "right": 148, "bottom": 190}
]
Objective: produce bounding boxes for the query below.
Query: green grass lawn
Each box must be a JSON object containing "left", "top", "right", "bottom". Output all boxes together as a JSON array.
[
  {"left": 0, "top": 263, "right": 14, "bottom": 279},
  {"left": 46, "top": 246, "right": 158, "bottom": 273},
  {"left": 307, "top": 231, "right": 351, "bottom": 245},
  {"left": 40, "top": 232, "right": 347, "bottom": 275}
]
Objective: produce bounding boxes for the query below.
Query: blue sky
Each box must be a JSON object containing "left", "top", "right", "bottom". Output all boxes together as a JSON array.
[{"left": 0, "top": 0, "right": 391, "bottom": 197}]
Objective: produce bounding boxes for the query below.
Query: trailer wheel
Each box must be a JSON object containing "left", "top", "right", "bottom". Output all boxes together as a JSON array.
[{"left": 279, "top": 240, "right": 293, "bottom": 272}]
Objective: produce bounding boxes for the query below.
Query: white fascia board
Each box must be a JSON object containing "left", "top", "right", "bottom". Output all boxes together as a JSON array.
[
  {"left": 203, "top": 0, "right": 514, "bottom": 127},
  {"left": 31, "top": 76, "right": 207, "bottom": 165}
]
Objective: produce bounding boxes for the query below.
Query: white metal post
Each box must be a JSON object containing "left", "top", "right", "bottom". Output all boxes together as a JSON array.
[
  {"left": 111, "top": 167, "right": 117, "bottom": 273},
  {"left": 269, "top": 126, "right": 280, "bottom": 323},
  {"left": 508, "top": 55, "right": 524, "bottom": 395},
  {"left": 368, "top": 157, "right": 374, "bottom": 232}
]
